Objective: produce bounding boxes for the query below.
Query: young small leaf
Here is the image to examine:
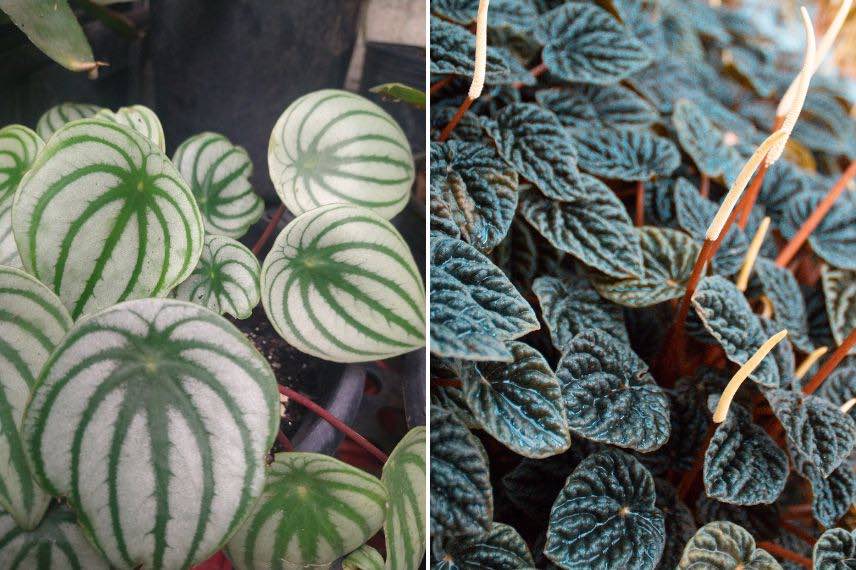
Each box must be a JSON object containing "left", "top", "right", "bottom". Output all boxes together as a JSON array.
[
  {"left": 35, "top": 102, "right": 101, "bottom": 141},
  {"left": 678, "top": 521, "right": 780, "bottom": 569},
  {"left": 435, "top": 523, "right": 535, "bottom": 569},
  {"left": 382, "top": 427, "right": 426, "bottom": 570},
  {"left": 95, "top": 105, "right": 166, "bottom": 151},
  {"left": 571, "top": 128, "right": 681, "bottom": 181},
  {"left": 814, "top": 528, "right": 856, "bottom": 569},
  {"left": 0, "top": 125, "right": 43, "bottom": 266}
]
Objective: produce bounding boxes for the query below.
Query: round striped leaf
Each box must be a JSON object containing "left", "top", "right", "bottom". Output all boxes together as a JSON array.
[
  {"left": 226, "top": 452, "right": 388, "bottom": 570},
  {"left": 821, "top": 265, "right": 856, "bottom": 352},
  {"left": 435, "top": 523, "right": 535, "bottom": 569},
  {"left": 173, "top": 234, "right": 260, "bottom": 319},
  {"left": 0, "top": 125, "right": 43, "bottom": 267},
  {"left": 23, "top": 298, "right": 279, "bottom": 569},
  {"left": 12, "top": 119, "right": 204, "bottom": 319},
  {"left": 344, "top": 545, "right": 384, "bottom": 570},
  {"left": 95, "top": 105, "right": 166, "bottom": 151},
  {"left": 261, "top": 203, "right": 424, "bottom": 363},
  {"left": 571, "top": 128, "right": 681, "bottom": 182},
  {"left": 173, "top": 132, "right": 264, "bottom": 238},
  {"left": 268, "top": 89, "right": 414, "bottom": 219},
  {"left": 814, "top": 528, "right": 856, "bottom": 569},
  {"left": 382, "top": 427, "right": 426, "bottom": 570},
  {"left": 678, "top": 522, "right": 780, "bottom": 570},
  {"left": 35, "top": 102, "right": 101, "bottom": 141},
  {"left": 0, "top": 266, "right": 72, "bottom": 529},
  {"left": 0, "top": 505, "right": 110, "bottom": 569}
]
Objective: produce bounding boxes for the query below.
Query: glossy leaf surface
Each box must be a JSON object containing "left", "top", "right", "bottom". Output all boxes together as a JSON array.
[
  {"left": 678, "top": 521, "right": 780, "bottom": 569},
  {"left": 571, "top": 128, "right": 680, "bottom": 181}
]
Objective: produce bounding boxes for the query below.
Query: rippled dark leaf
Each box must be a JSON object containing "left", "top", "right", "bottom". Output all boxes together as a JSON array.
[
  {"left": 435, "top": 523, "right": 535, "bottom": 569},
  {"left": 817, "top": 356, "right": 856, "bottom": 421},
  {"left": 754, "top": 258, "right": 814, "bottom": 353},
  {"left": 672, "top": 98, "right": 742, "bottom": 180},
  {"left": 792, "top": 450, "right": 856, "bottom": 528},
  {"left": 572, "top": 128, "right": 681, "bottom": 181},
  {"left": 793, "top": 91, "right": 855, "bottom": 156},
  {"left": 694, "top": 497, "right": 781, "bottom": 542},
  {"left": 814, "top": 527, "right": 856, "bottom": 569},
  {"left": 678, "top": 521, "right": 780, "bottom": 569},
  {"left": 536, "top": 85, "right": 658, "bottom": 132},
  {"left": 821, "top": 265, "right": 856, "bottom": 350},
  {"left": 431, "top": 385, "right": 479, "bottom": 429},
  {"left": 781, "top": 191, "right": 856, "bottom": 270},
  {"left": 502, "top": 450, "right": 585, "bottom": 523},
  {"left": 430, "top": 17, "right": 518, "bottom": 85},
  {"left": 431, "top": 0, "right": 539, "bottom": 32},
  {"left": 758, "top": 161, "right": 819, "bottom": 226},
  {"left": 655, "top": 479, "right": 697, "bottom": 570}
]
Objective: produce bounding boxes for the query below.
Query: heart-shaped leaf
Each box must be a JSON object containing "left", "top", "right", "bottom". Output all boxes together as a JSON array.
[
  {"left": 172, "top": 132, "right": 264, "bottom": 239},
  {"left": 174, "top": 234, "right": 260, "bottom": 319},
  {"left": 556, "top": 330, "right": 671, "bottom": 452},
  {"left": 268, "top": 89, "right": 414, "bottom": 219},
  {"left": 703, "top": 403, "right": 788, "bottom": 505},
  {"left": 430, "top": 17, "right": 517, "bottom": 86},
  {"left": 793, "top": 452, "right": 856, "bottom": 528},
  {"left": 571, "top": 128, "right": 681, "bottom": 181},
  {"left": 672, "top": 99, "right": 741, "bottom": 180},
  {"left": 35, "top": 102, "right": 101, "bottom": 141},
  {"left": 781, "top": 191, "right": 856, "bottom": 270},
  {"left": 655, "top": 479, "right": 697, "bottom": 570},
  {"left": 754, "top": 258, "right": 814, "bottom": 353},
  {"left": 12, "top": 119, "right": 204, "bottom": 319},
  {"left": 814, "top": 528, "right": 856, "bottom": 569},
  {"left": 430, "top": 234, "right": 538, "bottom": 362},
  {"left": 95, "top": 105, "right": 166, "bottom": 151},
  {"left": 460, "top": 341, "right": 570, "bottom": 458},
  {"left": 227, "top": 452, "right": 387, "bottom": 570},
  {"left": 344, "top": 545, "right": 385, "bottom": 570},
  {"left": 519, "top": 182, "right": 643, "bottom": 279},
  {"left": 817, "top": 356, "right": 856, "bottom": 420},
  {"left": 692, "top": 276, "right": 781, "bottom": 388},
  {"left": 23, "top": 298, "right": 280, "bottom": 569},
  {"left": 501, "top": 451, "right": 583, "bottom": 523},
  {"left": 482, "top": 103, "right": 582, "bottom": 201},
  {"left": 545, "top": 449, "right": 665, "bottom": 569},
  {"left": 435, "top": 523, "right": 535, "bottom": 569},
  {"left": 0, "top": 125, "right": 43, "bottom": 267},
  {"left": 535, "top": 3, "right": 652, "bottom": 85},
  {"left": 430, "top": 405, "right": 493, "bottom": 541},
  {"left": 678, "top": 521, "right": 779, "bottom": 569},
  {"left": 535, "top": 85, "right": 658, "bottom": 132},
  {"left": 821, "top": 265, "right": 856, "bottom": 351},
  {"left": 431, "top": 385, "right": 480, "bottom": 429},
  {"left": 533, "top": 275, "right": 629, "bottom": 349},
  {"left": 591, "top": 226, "right": 699, "bottom": 308},
  {"left": 430, "top": 141, "right": 519, "bottom": 252},
  {"left": 262, "top": 204, "right": 425, "bottom": 363},
  {"left": 382, "top": 426, "right": 426, "bottom": 570}
]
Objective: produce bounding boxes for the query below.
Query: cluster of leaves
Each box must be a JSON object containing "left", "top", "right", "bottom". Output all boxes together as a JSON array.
[{"left": 429, "top": 0, "right": 856, "bottom": 568}]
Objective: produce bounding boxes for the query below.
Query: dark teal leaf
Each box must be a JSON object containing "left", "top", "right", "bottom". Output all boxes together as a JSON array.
[
  {"left": 692, "top": 276, "right": 781, "bottom": 388},
  {"left": 759, "top": 161, "right": 819, "bottom": 226},
  {"left": 725, "top": 46, "right": 778, "bottom": 98},
  {"left": 519, "top": 182, "right": 644, "bottom": 279},
  {"left": 754, "top": 258, "right": 814, "bottom": 354},
  {"left": 431, "top": 385, "right": 480, "bottom": 429},
  {"left": 459, "top": 341, "right": 571, "bottom": 458},
  {"left": 535, "top": 3, "right": 652, "bottom": 85},
  {"left": 430, "top": 141, "right": 519, "bottom": 252},
  {"left": 678, "top": 521, "right": 781, "bottom": 569},
  {"left": 781, "top": 191, "right": 856, "bottom": 270},
  {"left": 483, "top": 103, "right": 583, "bottom": 200},
  {"left": 535, "top": 85, "right": 658, "bottom": 132},
  {"left": 628, "top": 58, "right": 702, "bottom": 114},
  {"left": 430, "top": 235, "right": 539, "bottom": 361},
  {"left": 545, "top": 449, "right": 665, "bottom": 569},
  {"left": 430, "top": 17, "right": 518, "bottom": 86},
  {"left": 501, "top": 451, "right": 582, "bottom": 523},
  {"left": 591, "top": 226, "right": 699, "bottom": 308},
  {"left": 662, "top": 371, "right": 727, "bottom": 472},
  {"left": 703, "top": 403, "right": 788, "bottom": 505},
  {"left": 571, "top": 128, "right": 681, "bottom": 181},
  {"left": 434, "top": 523, "right": 535, "bottom": 569},
  {"left": 556, "top": 330, "right": 670, "bottom": 452},
  {"left": 611, "top": 0, "right": 666, "bottom": 55},
  {"left": 817, "top": 356, "right": 856, "bottom": 421},
  {"left": 654, "top": 479, "right": 696, "bottom": 570},
  {"left": 533, "top": 275, "right": 629, "bottom": 349},
  {"left": 672, "top": 98, "right": 741, "bottom": 180},
  {"left": 694, "top": 497, "right": 781, "bottom": 542},
  {"left": 814, "top": 528, "right": 856, "bottom": 569},
  {"left": 431, "top": 0, "right": 538, "bottom": 32},
  {"left": 432, "top": 99, "right": 484, "bottom": 143},
  {"left": 492, "top": 217, "right": 538, "bottom": 292},
  {"left": 792, "top": 450, "right": 856, "bottom": 528},
  {"left": 821, "top": 266, "right": 856, "bottom": 349},
  {"left": 430, "top": 405, "right": 493, "bottom": 540},
  {"left": 431, "top": 183, "right": 463, "bottom": 239},
  {"left": 759, "top": 317, "right": 796, "bottom": 387},
  {"left": 793, "top": 91, "right": 855, "bottom": 156}
]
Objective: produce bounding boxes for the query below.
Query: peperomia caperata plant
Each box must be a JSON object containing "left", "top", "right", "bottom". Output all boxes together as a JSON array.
[{"left": 429, "top": 0, "right": 856, "bottom": 568}]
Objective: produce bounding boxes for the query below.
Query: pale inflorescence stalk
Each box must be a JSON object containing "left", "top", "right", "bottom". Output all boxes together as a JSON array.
[
  {"left": 794, "top": 345, "right": 828, "bottom": 380},
  {"left": 840, "top": 398, "right": 856, "bottom": 414},
  {"left": 736, "top": 216, "right": 771, "bottom": 291}
]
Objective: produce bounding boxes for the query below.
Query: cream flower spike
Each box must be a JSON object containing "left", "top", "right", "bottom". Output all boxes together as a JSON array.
[
  {"left": 712, "top": 329, "right": 789, "bottom": 423},
  {"left": 840, "top": 398, "right": 856, "bottom": 414},
  {"left": 468, "top": 0, "right": 491, "bottom": 100},
  {"left": 795, "top": 345, "right": 828, "bottom": 380},
  {"left": 736, "top": 216, "right": 770, "bottom": 291},
  {"left": 767, "top": 7, "right": 816, "bottom": 166}
]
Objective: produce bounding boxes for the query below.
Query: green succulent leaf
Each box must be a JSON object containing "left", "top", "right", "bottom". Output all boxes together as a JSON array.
[
  {"left": 0, "top": 266, "right": 71, "bottom": 530},
  {"left": 672, "top": 98, "right": 741, "bottom": 180},
  {"left": 95, "top": 105, "right": 166, "bottom": 151},
  {"left": 173, "top": 132, "right": 264, "bottom": 238},
  {"left": 821, "top": 265, "right": 856, "bottom": 352},
  {"left": 678, "top": 521, "right": 781, "bottom": 569},
  {"left": 591, "top": 226, "right": 699, "bottom": 308},
  {"left": 535, "top": 3, "right": 652, "bottom": 85},
  {"left": 430, "top": 405, "right": 493, "bottom": 541},
  {"left": 519, "top": 181, "right": 643, "bottom": 279},
  {"left": 174, "top": 234, "right": 260, "bottom": 319},
  {"left": 535, "top": 84, "right": 658, "bottom": 132},
  {"left": 814, "top": 527, "right": 856, "bottom": 569},
  {"left": 0, "top": 125, "right": 43, "bottom": 266},
  {"left": 430, "top": 141, "right": 519, "bottom": 252},
  {"left": 545, "top": 449, "right": 665, "bottom": 570},
  {"left": 262, "top": 204, "right": 425, "bottom": 363},
  {"left": 12, "top": 119, "right": 204, "bottom": 319},
  {"left": 344, "top": 545, "right": 385, "bottom": 570},
  {"left": 430, "top": 17, "right": 520, "bottom": 86},
  {"left": 34, "top": 102, "right": 102, "bottom": 142},
  {"left": 370, "top": 82, "right": 426, "bottom": 108},
  {"left": 754, "top": 258, "right": 813, "bottom": 353},
  {"left": 793, "top": 452, "right": 856, "bottom": 528},
  {"left": 434, "top": 523, "right": 535, "bottom": 569},
  {"left": 781, "top": 191, "right": 856, "bottom": 271},
  {"left": 382, "top": 426, "right": 426, "bottom": 570},
  {"left": 571, "top": 128, "right": 681, "bottom": 181},
  {"left": 268, "top": 89, "right": 414, "bottom": 219},
  {"left": 227, "top": 452, "right": 388, "bottom": 570}
]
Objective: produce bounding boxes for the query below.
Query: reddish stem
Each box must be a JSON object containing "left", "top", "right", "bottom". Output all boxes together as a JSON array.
[
  {"left": 677, "top": 423, "right": 715, "bottom": 501},
  {"left": 530, "top": 62, "right": 547, "bottom": 78},
  {"left": 802, "top": 327, "right": 856, "bottom": 395},
  {"left": 276, "top": 430, "right": 294, "bottom": 452},
  {"left": 780, "top": 520, "right": 817, "bottom": 546},
  {"left": 431, "top": 378, "right": 463, "bottom": 388},
  {"left": 430, "top": 76, "right": 453, "bottom": 95},
  {"left": 251, "top": 204, "right": 286, "bottom": 256},
  {"left": 438, "top": 96, "right": 474, "bottom": 142},
  {"left": 634, "top": 181, "right": 645, "bottom": 226},
  {"left": 699, "top": 174, "right": 710, "bottom": 198},
  {"left": 756, "top": 541, "right": 812, "bottom": 568},
  {"left": 737, "top": 161, "right": 768, "bottom": 229},
  {"left": 278, "top": 384, "right": 389, "bottom": 463}
]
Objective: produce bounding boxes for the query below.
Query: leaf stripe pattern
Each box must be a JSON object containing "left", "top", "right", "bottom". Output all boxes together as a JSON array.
[
  {"left": 95, "top": 105, "right": 166, "bottom": 151},
  {"left": 173, "top": 132, "right": 264, "bottom": 238},
  {"left": 261, "top": 203, "right": 425, "bottom": 363},
  {"left": 13, "top": 119, "right": 204, "bottom": 319},
  {"left": 344, "top": 545, "right": 385, "bottom": 570},
  {"left": 23, "top": 298, "right": 279, "bottom": 570},
  {"left": 268, "top": 89, "right": 414, "bottom": 219},
  {"left": 382, "top": 427, "right": 426, "bottom": 570},
  {"left": 35, "top": 102, "right": 101, "bottom": 141},
  {"left": 226, "top": 452, "right": 388, "bottom": 570},
  {"left": 174, "top": 234, "right": 260, "bottom": 319},
  {"left": 0, "top": 125, "right": 43, "bottom": 267},
  {"left": 0, "top": 266, "right": 72, "bottom": 530}
]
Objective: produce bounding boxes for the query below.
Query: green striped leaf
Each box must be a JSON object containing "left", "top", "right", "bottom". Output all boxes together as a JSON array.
[
  {"left": 0, "top": 505, "right": 110, "bottom": 569},
  {"left": 35, "top": 103, "right": 101, "bottom": 141},
  {"left": 0, "top": 266, "right": 71, "bottom": 530},
  {"left": 95, "top": 105, "right": 166, "bottom": 151},
  {"left": 268, "top": 89, "right": 414, "bottom": 219},
  {"left": 23, "top": 298, "right": 279, "bottom": 570},
  {"left": 261, "top": 203, "right": 425, "bottom": 363},
  {"left": 173, "top": 234, "right": 260, "bottom": 319},
  {"left": 0, "top": 125, "right": 43, "bottom": 267},
  {"left": 173, "top": 132, "right": 264, "bottom": 238},
  {"left": 383, "top": 427, "right": 426, "bottom": 570},
  {"left": 226, "top": 452, "right": 388, "bottom": 570},
  {"left": 13, "top": 119, "right": 204, "bottom": 319},
  {"left": 344, "top": 545, "right": 385, "bottom": 570}
]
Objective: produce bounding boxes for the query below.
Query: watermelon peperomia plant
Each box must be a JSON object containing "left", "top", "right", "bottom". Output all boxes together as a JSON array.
[
  {"left": 0, "top": 85, "right": 426, "bottom": 569},
  {"left": 430, "top": 0, "right": 856, "bottom": 568}
]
